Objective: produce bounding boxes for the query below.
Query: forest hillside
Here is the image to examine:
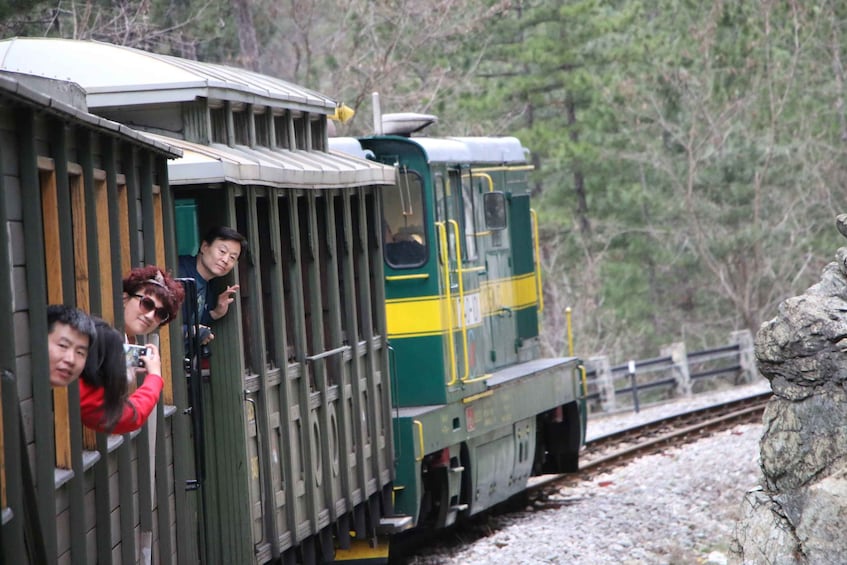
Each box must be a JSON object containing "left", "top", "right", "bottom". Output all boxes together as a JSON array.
[{"left": 5, "top": 0, "right": 845, "bottom": 362}]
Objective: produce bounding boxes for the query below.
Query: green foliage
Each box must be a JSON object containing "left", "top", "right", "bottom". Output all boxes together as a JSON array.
[{"left": 4, "top": 0, "right": 847, "bottom": 363}]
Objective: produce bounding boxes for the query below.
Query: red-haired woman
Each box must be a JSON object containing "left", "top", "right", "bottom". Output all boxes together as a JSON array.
[{"left": 80, "top": 266, "right": 185, "bottom": 433}]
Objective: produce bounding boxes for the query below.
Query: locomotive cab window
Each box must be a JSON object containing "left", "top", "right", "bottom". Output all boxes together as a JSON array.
[
  {"left": 383, "top": 168, "right": 427, "bottom": 268},
  {"left": 484, "top": 191, "right": 507, "bottom": 230}
]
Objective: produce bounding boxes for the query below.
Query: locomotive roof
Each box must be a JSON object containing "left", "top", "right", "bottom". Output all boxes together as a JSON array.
[
  {"left": 0, "top": 71, "right": 180, "bottom": 157},
  {"left": 415, "top": 136, "right": 528, "bottom": 165},
  {"left": 332, "top": 135, "right": 528, "bottom": 165},
  {"left": 0, "top": 37, "right": 337, "bottom": 113},
  {"left": 150, "top": 133, "right": 395, "bottom": 189}
]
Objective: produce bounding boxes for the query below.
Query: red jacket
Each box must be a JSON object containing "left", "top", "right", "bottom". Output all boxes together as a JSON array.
[{"left": 79, "top": 374, "right": 163, "bottom": 434}]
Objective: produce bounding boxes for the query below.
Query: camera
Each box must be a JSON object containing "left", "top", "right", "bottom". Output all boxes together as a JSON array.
[{"left": 124, "top": 344, "right": 148, "bottom": 368}]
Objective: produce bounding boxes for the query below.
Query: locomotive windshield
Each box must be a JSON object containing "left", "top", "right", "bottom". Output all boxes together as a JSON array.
[{"left": 384, "top": 168, "right": 427, "bottom": 268}]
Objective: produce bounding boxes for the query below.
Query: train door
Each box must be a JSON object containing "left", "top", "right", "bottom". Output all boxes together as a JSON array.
[
  {"left": 482, "top": 178, "right": 515, "bottom": 367},
  {"left": 433, "top": 168, "right": 470, "bottom": 386}
]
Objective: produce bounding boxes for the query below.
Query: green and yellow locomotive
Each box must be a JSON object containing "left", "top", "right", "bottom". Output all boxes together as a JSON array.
[{"left": 334, "top": 112, "right": 586, "bottom": 533}]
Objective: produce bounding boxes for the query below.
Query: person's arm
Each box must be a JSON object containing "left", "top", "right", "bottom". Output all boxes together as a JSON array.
[
  {"left": 79, "top": 375, "right": 163, "bottom": 434},
  {"left": 108, "top": 373, "right": 164, "bottom": 434}
]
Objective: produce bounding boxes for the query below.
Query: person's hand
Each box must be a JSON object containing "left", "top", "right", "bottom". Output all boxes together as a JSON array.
[
  {"left": 210, "top": 284, "right": 240, "bottom": 320},
  {"left": 136, "top": 343, "right": 162, "bottom": 377},
  {"left": 198, "top": 325, "right": 215, "bottom": 345}
]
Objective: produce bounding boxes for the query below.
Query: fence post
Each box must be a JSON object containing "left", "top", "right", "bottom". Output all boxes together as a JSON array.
[
  {"left": 588, "top": 355, "right": 615, "bottom": 413},
  {"left": 730, "top": 329, "right": 756, "bottom": 383},
  {"left": 628, "top": 360, "right": 640, "bottom": 413},
  {"left": 661, "top": 341, "right": 691, "bottom": 398}
]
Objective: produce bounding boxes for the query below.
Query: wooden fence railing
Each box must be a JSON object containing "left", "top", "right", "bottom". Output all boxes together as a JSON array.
[{"left": 583, "top": 329, "right": 758, "bottom": 414}]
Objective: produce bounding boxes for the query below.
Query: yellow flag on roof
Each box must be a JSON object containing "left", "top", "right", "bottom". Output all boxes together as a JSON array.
[{"left": 331, "top": 103, "right": 355, "bottom": 123}]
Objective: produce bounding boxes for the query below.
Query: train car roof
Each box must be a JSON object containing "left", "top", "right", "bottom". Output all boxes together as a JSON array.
[
  {"left": 447, "top": 137, "right": 528, "bottom": 164},
  {"left": 327, "top": 137, "right": 375, "bottom": 160},
  {"left": 0, "top": 37, "right": 337, "bottom": 113},
  {"left": 367, "top": 136, "right": 528, "bottom": 165},
  {"left": 0, "top": 71, "right": 180, "bottom": 157},
  {"left": 150, "top": 133, "right": 395, "bottom": 189}
]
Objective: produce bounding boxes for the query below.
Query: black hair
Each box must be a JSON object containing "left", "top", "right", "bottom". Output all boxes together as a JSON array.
[
  {"left": 81, "top": 318, "right": 134, "bottom": 431},
  {"left": 47, "top": 304, "right": 96, "bottom": 344},
  {"left": 199, "top": 226, "right": 248, "bottom": 253}
]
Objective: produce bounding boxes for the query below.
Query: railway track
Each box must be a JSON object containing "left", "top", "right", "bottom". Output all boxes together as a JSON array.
[
  {"left": 392, "top": 391, "right": 771, "bottom": 563},
  {"left": 566, "top": 390, "right": 769, "bottom": 481}
]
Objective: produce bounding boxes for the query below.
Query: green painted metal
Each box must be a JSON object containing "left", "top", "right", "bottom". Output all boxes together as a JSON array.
[
  {"left": 509, "top": 194, "right": 539, "bottom": 341},
  {"left": 175, "top": 199, "right": 200, "bottom": 256},
  {"left": 392, "top": 357, "right": 582, "bottom": 523},
  {"left": 0, "top": 112, "right": 25, "bottom": 564},
  {"left": 201, "top": 189, "right": 254, "bottom": 565}
]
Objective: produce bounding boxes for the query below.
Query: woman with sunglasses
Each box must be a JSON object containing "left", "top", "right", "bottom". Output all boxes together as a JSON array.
[{"left": 79, "top": 266, "right": 184, "bottom": 433}]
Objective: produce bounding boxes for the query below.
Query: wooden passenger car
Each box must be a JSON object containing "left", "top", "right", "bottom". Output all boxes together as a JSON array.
[
  {"left": 0, "top": 38, "right": 397, "bottom": 565},
  {"left": 0, "top": 70, "right": 185, "bottom": 564}
]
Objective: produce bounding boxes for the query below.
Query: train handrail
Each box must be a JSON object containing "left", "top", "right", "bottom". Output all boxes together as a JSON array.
[
  {"left": 436, "top": 222, "right": 459, "bottom": 387},
  {"left": 305, "top": 344, "right": 351, "bottom": 363},
  {"left": 530, "top": 208, "right": 544, "bottom": 313},
  {"left": 449, "top": 219, "right": 471, "bottom": 383},
  {"left": 413, "top": 420, "right": 424, "bottom": 462},
  {"left": 243, "top": 393, "right": 267, "bottom": 551},
  {"left": 385, "top": 273, "right": 430, "bottom": 281}
]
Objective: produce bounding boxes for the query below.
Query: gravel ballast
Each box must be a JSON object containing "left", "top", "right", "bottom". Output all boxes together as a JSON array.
[{"left": 403, "top": 382, "right": 769, "bottom": 565}]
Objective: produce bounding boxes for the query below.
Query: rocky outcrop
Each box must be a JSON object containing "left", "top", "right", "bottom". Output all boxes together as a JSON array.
[{"left": 733, "top": 216, "right": 847, "bottom": 564}]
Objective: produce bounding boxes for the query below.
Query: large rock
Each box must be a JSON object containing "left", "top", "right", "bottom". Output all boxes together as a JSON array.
[{"left": 733, "top": 216, "right": 847, "bottom": 564}]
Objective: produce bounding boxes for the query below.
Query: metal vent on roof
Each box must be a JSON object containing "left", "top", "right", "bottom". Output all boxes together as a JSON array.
[{"left": 382, "top": 113, "right": 437, "bottom": 136}]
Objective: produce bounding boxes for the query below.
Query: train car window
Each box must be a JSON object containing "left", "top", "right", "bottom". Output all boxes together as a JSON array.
[
  {"left": 210, "top": 105, "right": 226, "bottom": 143},
  {"left": 366, "top": 191, "right": 382, "bottom": 335},
  {"left": 39, "top": 163, "right": 73, "bottom": 468},
  {"left": 294, "top": 112, "right": 307, "bottom": 150},
  {"left": 279, "top": 195, "right": 297, "bottom": 363},
  {"left": 255, "top": 109, "right": 270, "bottom": 147},
  {"left": 311, "top": 117, "right": 325, "bottom": 151},
  {"left": 233, "top": 108, "right": 249, "bottom": 146},
  {"left": 273, "top": 112, "right": 290, "bottom": 149},
  {"left": 446, "top": 169, "right": 461, "bottom": 260},
  {"left": 484, "top": 191, "right": 507, "bottom": 230},
  {"left": 462, "top": 174, "right": 478, "bottom": 261},
  {"left": 383, "top": 168, "right": 427, "bottom": 268}
]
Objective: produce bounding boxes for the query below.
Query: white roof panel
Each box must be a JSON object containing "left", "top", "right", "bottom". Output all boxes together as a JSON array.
[
  {"left": 0, "top": 37, "right": 337, "bottom": 112},
  {"left": 145, "top": 134, "right": 395, "bottom": 189},
  {"left": 447, "top": 137, "right": 527, "bottom": 164},
  {"left": 0, "top": 72, "right": 180, "bottom": 157}
]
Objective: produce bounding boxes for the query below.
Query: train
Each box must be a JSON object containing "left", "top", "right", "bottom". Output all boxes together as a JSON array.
[{"left": 0, "top": 38, "right": 586, "bottom": 564}]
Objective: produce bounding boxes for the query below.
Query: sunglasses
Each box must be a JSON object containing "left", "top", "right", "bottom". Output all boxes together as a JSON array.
[{"left": 132, "top": 294, "right": 170, "bottom": 323}]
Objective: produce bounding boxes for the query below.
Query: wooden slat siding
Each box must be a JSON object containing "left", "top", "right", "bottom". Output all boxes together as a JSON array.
[
  {"left": 122, "top": 145, "right": 140, "bottom": 275},
  {"left": 151, "top": 176, "right": 176, "bottom": 563},
  {"left": 156, "top": 153, "right": 200, "bottom": 565},
  {"left": 0, "top": 135, "right": 25, "bottom": 561},
  {"left": 19, "top": 107, "right": 59, "bottom": 565},
  {"left": 58, "top": 172, "right": 90, "bottom": 469},
  {"left": 118, "top": 180, "right": 131, "bottom": 278},
  {"left": 69, "top": 170, "right": 92, "bottom": 457},
  {"left": 152, "top": 185, "right": 173, "bottom": 403},
  {"left": 95, "top": 175, "right": 114, "bottom": 324},
  {"left": 81, "top": 174, "right": 113, "bottom": 451},
  {"left": 40, "top": 163, "right": 75, "bottom": 471},
  {"left": 115, "top": 146, "right": 137, "bottom": 565},
  {"left": 136, "top": 151, "right": 155, "bottom": 563}
]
